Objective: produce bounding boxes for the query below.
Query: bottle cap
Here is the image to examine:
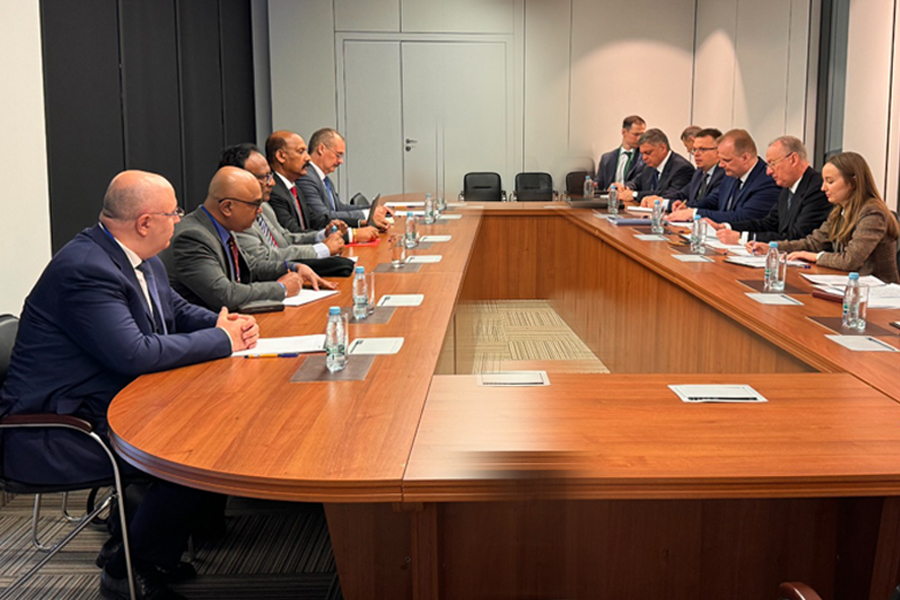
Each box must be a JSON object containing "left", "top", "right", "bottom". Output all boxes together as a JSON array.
[
  {"left": 329, "top": 306, "right": 341, "bottom": 315},
  {"left": 653, "top": 199, "right": 660, "bottom": 205},
  {"left": 769, "top": 241, "right": 778, "bottom": 248},
  {"left": 693, "top": 213, "right": 700, "bottom": 220},
  {"left": 849, "top": 272, "right": 860, "bottom": 280},
  {"left": 355, "top": 266, "right": 365, "bottom": 274},
  {"left": 407, "top": 211, "right": 413, "bottom": 217}
]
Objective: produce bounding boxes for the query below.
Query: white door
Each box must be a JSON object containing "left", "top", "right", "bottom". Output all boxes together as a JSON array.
[{"left": 340, "top": 38, "right": 512, "bottom": 198}]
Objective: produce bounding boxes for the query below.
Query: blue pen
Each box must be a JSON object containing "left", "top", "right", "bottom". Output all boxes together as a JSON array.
[{"left": 244, "top": 352, "right": 300, "bottom": 359}]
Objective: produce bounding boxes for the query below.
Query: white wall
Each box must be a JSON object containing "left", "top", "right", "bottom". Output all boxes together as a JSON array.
[{"left": 0, "top": 0, "right": 51, "bottom": 315}]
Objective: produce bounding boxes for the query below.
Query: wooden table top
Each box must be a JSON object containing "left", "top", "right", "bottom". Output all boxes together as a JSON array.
[{"left": 108, "top": 196, "right": 900, "bottom": 502}]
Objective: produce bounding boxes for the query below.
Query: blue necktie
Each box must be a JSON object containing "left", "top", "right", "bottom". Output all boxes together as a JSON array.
[
  {"left": 324, "top": 177, "right": 337, "bottom": 210},
  {"left": 651, "top": 170, "right": 659, "bottom": 189},
  {"left": 137, "top": 262, "right": 167, "bottom": 335}
]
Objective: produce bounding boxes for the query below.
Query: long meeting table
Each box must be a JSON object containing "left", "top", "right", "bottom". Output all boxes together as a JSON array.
[{"left": 110, "top": 198, "right": 900, "bottom": 600}]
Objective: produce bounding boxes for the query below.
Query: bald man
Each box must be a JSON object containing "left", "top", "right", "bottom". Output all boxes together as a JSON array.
[
  {"left": 162, "top": 167, "right": 335, "bottom": 312},
  {"left": 0, "top": 170, "right": 259, "bottom": 599}
]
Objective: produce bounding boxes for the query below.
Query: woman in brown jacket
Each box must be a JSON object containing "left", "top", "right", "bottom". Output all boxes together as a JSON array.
[{"left": 771, "top": 151, "right": 899, "bottom": 283}]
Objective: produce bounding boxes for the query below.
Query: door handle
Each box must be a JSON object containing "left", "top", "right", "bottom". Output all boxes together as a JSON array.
[{"left": 405, "top": 138, "right": 417, "bottom": 144}]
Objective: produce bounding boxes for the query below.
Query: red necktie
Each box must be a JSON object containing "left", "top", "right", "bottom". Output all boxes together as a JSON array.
[
  {"left": 226, "top": 234, "right": 242, "bottom": 281},
  {"left": 291, "top": 186, "right": 307, "bottom": 229}
]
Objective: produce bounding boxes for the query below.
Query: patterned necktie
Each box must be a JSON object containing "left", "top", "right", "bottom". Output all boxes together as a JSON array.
[
  {"left": 698, "top": 171, "right": 711, "bottom": 200},
  {"left": 257, "top": 215, "right": 278, "bottom": 248},
  {"left": 226, "top": 234, "right": 242, "bottom": 281},
  {"left": 290, "top": 186, "right": 307, "bottom": 229},
  {"left": 136, "top": 262, "right": 167, "bottom": 335},
  {"left": 324, "top": 177, "right": 337, "bottom": 210},
  {"left": 786, "top": 190, "right": 795, "bottom": 212}
]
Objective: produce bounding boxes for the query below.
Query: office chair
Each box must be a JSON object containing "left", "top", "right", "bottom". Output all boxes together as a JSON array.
[
  {"left": 349, "top": 192, "right": 370, "bottom": 207},
  {"left": 514, "top": 172, "right": 553, "bottom": 202},
  {"left": 0, "top": 314, "right": 136, "bottom": 600},
  {"left": 462, "top": 172, "right": 506, "bottom": 202},
  {"left": 777, "top": 581, "right": 823, "bottom": 600},
  {"left": 566, "top": 170, "right": 591, "bottom": 195}
]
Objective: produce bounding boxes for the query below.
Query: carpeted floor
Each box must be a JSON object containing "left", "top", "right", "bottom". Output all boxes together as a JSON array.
[{"left": 0, "top": 492, "right": 342, "bottom": 599}]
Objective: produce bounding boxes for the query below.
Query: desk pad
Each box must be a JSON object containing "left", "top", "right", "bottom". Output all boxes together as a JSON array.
[
  {"left": 291, "top": 354, "right": 375, "bottom": 382},
  {"left": 668, "top": 244, "right": 721, "bottom": 257},
  {"left": 738, "top": 279, "right": 807, "bottom": 294},
  {"left": 807, "top": 316, "right": 894, "bottom": 337},
  {"left": 374, "top": 262, "right": 422, "bottom": 273}
]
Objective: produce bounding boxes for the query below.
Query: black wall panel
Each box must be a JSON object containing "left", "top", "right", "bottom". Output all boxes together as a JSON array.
[
  {"left": 220, "top": 0, "right": 256, "bottom": 147},
  {"left": 41, "top": 0, "right": 124, "bottom": 250}
]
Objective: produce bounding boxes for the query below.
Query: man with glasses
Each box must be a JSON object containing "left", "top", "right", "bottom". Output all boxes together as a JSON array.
[
  {"left": 297, "top": 128, "right": 390, "bottom": 230},
  {"left": 0, "top": 170, "right": 261, "bottom": 600},
  {"left": 162, "top": 167, "right": 334, "bottom": 312},
  {"left": 706, "top": 136, "right": 829, "bottom": 245},
  {"left": 641, "top": 127, "right": 724, "bottom": 211}
]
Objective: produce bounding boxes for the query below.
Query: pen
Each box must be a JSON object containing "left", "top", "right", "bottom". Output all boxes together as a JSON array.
[
  {"left": 349, "top": 339, "right": 363, "bottom": 353},
  {"left": 244, "top": 352, "right": 300, "bottom": 359},
  {"left": 866, "top": 337, "right": 898, "bottom": 351}
]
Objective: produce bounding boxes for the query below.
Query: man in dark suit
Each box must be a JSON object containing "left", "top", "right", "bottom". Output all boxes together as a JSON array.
[
  {"left": 613, "top": 128, "right": 694, "bottom": 203},
  {"left": 296, "top": 128, "right": 390, "bottom": 230},
  {"left": 668, "top": 129, "right": 779, "bottom": 223},
  {"left": 594, "top": 115, "right": 647, "bottom": 190},
  {"left": 266, "top": 130, "right": 317, "bottom": 234},
  {"left": 709, "top": 136, "right": 830, "bottom": 244},
  {"left": 0, "top": 171, "right": 259, "bottom": 599},
  {"left": 641, "top": 127, "right": 724, "bottom": 210},
  {"left": 161, "top": 167, "right": 333, "bottom": 312}
]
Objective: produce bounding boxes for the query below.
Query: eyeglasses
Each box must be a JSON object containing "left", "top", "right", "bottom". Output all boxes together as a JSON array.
[
  {"left": 218, "top": 197, "right": 263, "bottom": 209},
  {"left": 692, "top": 146, "right": 717, "bottom": 154},
  {"left": 323, "top": 145, "right": 345, "bottom": 160},
  {"left": 148, "top": 207, "right": 185, "bottom": 219},
  {"left": 252, "top": 171, "right": 274, "bottom": 184},
  {"left": 767, "top": 152, "right": 795, "bottom": 169}
]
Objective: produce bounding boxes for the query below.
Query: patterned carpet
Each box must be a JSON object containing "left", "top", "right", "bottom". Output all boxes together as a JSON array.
[
  {"left": 0, "top": 492, "right": 342, "bottom": 599},
  {"left": 458, "top": 300, "right": 608, "bottom": 373}
]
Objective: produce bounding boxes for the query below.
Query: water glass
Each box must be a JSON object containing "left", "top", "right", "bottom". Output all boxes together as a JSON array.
[
  {"left": 771, "top": 252, "right": 787, "bottom": 292},
  {"left": 855, "top": 285, "right": 869, "bottom": 331},
  {"left": 366, "top": 272, "right": 376, "bottom": 315},
  {"left": 391, "top": 236, "right": 406, "bottom": 268}
]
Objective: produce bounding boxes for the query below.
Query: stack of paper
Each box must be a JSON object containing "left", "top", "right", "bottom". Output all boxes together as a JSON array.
[
  {"left": 283, "top": 289, "right": 339, "bottom": 307},
  {"left": 232, "top": 335, "right": 325, "bottom": 357}
]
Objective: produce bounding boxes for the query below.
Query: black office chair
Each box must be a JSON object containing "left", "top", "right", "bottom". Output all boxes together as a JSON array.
[
  {"left": 514, "top": 172, "right": 553, "bottom": 202},
  {"left": 566, "top": 170, "right": 591, "bottom": 196},
  {"left": 777, "top": 582, "right": 823, "bottom": 600},
  {"left": 0, "top": 314, "right": 137, "bottom": 600},
  {"left": 349, "top": 192, "right": 370, "bottom": 207},
  {"left": 462, "top": 172, "right": 506, "bottom": 202}
]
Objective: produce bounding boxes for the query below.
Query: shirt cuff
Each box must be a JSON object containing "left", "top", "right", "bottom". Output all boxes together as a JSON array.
[
  {"left": 723, "top": 223, "right": 732, "bottom": 230},
  {"left": 816, "top": 252, "right": 825, "bottom": 261},
  {"left": 314, "top": 243, "right": 330, "bottom": 258},
  {"left": 315, "top": 229, "right": 327, "bottom": 243}
]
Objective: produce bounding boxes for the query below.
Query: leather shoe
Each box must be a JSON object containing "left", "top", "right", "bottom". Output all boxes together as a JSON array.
[
  {"left": 95, "top": 537, "right": 121, "bottom": 569},
  {"left": 152, "top": 561, "right": 197, "bottom": 584},
  {"left": 100, "top": 566, "right": 188, "bottom": 600}
]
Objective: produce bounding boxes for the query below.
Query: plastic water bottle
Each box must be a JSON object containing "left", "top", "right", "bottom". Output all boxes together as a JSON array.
[
  {"left": 405, "top": 212, "right": 418, "bottom": 248},
  {"left": 583, "top": 176, "right": 594, "bottom": 199},
  {"left": 764, "top": 242, "right": 780, "bottom": 292},
  {"left": 651, "top": 199, "right": 664, "bottom": 234},
  {"left": 690, "top": 214, "right": 704, "bottom": 253},
  {"left": 842, "top": 272, "right": 861, "bottom": 329},
  {"left": 325, "top": 306, "right": 347, "bottom": 372},
  {"left": 424, "top": 193, "right": 436, "bottom": 224},
  {"left": 608, "top": 184, "right": 619, "bottom": 215},
  {"left": 352, "top": 266, "right": 368, "bottom": 320}
]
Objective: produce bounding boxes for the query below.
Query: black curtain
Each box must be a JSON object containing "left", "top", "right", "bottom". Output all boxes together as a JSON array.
[{"left": 41, "top": 0, "right": 256, "bottom": 251}]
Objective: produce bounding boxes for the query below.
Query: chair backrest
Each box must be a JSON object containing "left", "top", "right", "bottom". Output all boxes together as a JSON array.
[
  {"left": 777, "top": 582, "right": 823, "bottom": 600},
  {"left": 0, "top": 314, "right": 18, "bottom": 388},
  {"left": 566, "top": 170, "right": 590, "bottom": 195},
  {"left": 515, "top": 172, "right": 553, "bottom": 202},
  {"left": 350, "top": 192, "right": 370, "bottom": 207},
  {"left": 463, "top": 172, "right": 503, "bottom": 202}
]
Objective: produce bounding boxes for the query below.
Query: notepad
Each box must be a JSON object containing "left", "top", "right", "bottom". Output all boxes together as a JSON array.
[
  {"left": 232, "top": 335, "right": 325, "bottom": 357},
  {"left": 634, "top": 234, "right": 667, "bottom": 241},
  {"left": 386, "top": 201, "right": 424, "bottom": 207},
  {"left": 669, "top": 384, "right": 767, "bottom": 403},
  {"left": 745, "top": 293, "right": 803, "bottom": 306},
  {"left": 283, "top": 289, "right": 339, "bottom": 307},
  {"left": 406, "top": 255, "right": 443, "bottom": 264},
  {"left": 826, "top": 335, "right": 899, "bottom": 352},
  {"left": 479, "top": 371, "right": 550, "bottom": 387},
  {"left": 348, "top": 337, "right": 404, "bottom": 355},
  {"left": 378, "top": 294, "right": 424, "bottom": 307},
  {"left": 672, "top": 254, "right": 713, "bottom": 263},
  {"left": 438, "top": 214, "right": 462, "bottom": 220},
  {"left": 420, "top": 235, "right": 452, "bottom": 243}
]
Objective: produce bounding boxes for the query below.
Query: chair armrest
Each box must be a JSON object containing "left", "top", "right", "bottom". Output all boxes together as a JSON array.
[
  {"left": 778, "top": 582, "right": 823, "bottom": 600},
  {"left": 0, "top": 414, "right": 94, "bottom": 434}
]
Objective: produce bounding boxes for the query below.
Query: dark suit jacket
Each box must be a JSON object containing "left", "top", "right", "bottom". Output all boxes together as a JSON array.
[
  {"left": 594, "top": 147, "right": 645, "bottom": 190},
  {"left": 0, "top": 225, "right": 230, "bottom": 485},
  {"left": 296, "top": 170, "right": 366, "bottom": 229},
  {"left": 694, "top": 158, "right": 780, "bottom": 222},
  {"left": 161, "top": 207, "right": 288, "bottom": 311},
  {"left": 729, "top": 167, "right": 830, "bottom": 243},
  {"left": 664, "top": 164, "right": 725, "bottom": 207},
  {"left": 626, "top": 152, "right": 694, "bottom": 201},
  {"left": 269, "top": 176, "right": 313, "bottom": 234}
]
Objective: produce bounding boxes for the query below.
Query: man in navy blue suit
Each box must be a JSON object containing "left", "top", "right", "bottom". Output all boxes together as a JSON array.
[
  {"left": 0, "top": 171, "right": 259, "bottom": 600},
  {"left": 640, "top": 127, "right": 725, "bottom": 211},
  {"left": 667, "top": 129, "right": 779, "bottom": 224},
  {"left": 594, "top": 115, "right": 647, "bottom": 190},
  {"left": 612, "top": 128, "right": 695, "bottom": 203}
]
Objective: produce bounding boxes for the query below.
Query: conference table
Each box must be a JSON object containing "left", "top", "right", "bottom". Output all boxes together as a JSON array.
[{"left": 109, "top": 197, "right": 900, "bottom": 600}]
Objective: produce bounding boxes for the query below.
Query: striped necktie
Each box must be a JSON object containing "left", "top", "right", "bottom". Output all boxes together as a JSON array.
[
  {"left": 226, "top": 234, "right": 242, "bottom": 281},
  {"left": 257, "top": 215, "right": 278, "bottom": 248},
  {"left": 324, "top": 177, "right": 337, "bottom": 210}
]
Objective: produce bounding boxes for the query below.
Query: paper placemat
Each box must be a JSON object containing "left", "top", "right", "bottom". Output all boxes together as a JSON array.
[
  {"left": 290, "top": 354, "right": 374, "bottom": 382},
  {"left": 407, "top": 255, "right": 443, "bottom": 264},
  {"left": 374, "top": 262, "right": 422, "bottom": 273},
  {"left": 348, "top": 337, "right": 404, "bottom": 355},
  {"left": 420, "top": 235, "right": 452, "bottom": 243},
  {"left": 746, "top": 293, "right": 803, "bottom": 306},
  {"left": 437, "top": 214, "right": 462, "bottom": 220},
  {"left": 808, "top": 316, "right": 893, "bottom": 337},
  {"left": 634, "top": 234, "right": 668, "bottom": 242},
  {"left": 826, "top": 335, "right": 899, "bottom": 352},
  {"left": 378, "top": 294, "right": 424, "bottom": 307}
]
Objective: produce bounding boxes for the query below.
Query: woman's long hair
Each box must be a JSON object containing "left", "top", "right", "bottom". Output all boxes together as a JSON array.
[{"left": 825, "top": 151, "right": 899, "bottom": 245}]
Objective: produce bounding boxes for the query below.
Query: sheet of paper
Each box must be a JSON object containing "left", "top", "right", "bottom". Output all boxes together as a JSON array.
[
  {"left": 386, "top": 201, "right": 424, "bottom": 207},
  {"left": 438, "top": 213, "right": 462, "bottom": 220},
  {"left": 420, "top": 235, "right": 452, "bottom": 243},
  {"left": 666, "top": 221, "right": 694, "bottom": 228},
  {"left": 725, "top": 256, "right": 809, "bottom": 269},
  {"left": 627, "top": 206, "right": 653, "bottom": 213},
  {"left": 347, "top": 255, "right": 359, "bottom": 262},
  {"left": 447, "top": 202, "right": 466, "bottom": 207},
  {"left": 378, "top": 294, "right": 424, "bottom": 307},
  {"left": 542, "top": 205, "right": 567, "bottom": 209},
  {"left": 407, "top": 255, "right": 443, "bottom": 264},
  {"left": 634, "top": 234, "right": 668, "bottom": 241},
  {"left": 801, "top": 274, "right": 886, "bottom": 287},
  {"left": 232, "top": 334, "right": 325, "bottom": 357},
  {"left": 826, "top": 335, "right": 899, "bottom": 352},
  {"left": 668, "top": 384, "right": 767, "bottom": 403},
  {"left": 745, "top": 292, "right": 803, "bottom": 306},
  {"left": 811, "top": 284, "right": 900, "bottom": 308},
  {"left": 672, "top": 254, "right": 713, "bottom": 263},
  {"left": 348, "top": 337, "right": 405, "bottom": 355},
  {"left": 479, "top": 371, "right": 550, "bottom": 387},
  {"left": 283, "top": 289, "right": 339, "bottom": 307},
  {"left": 457, "top": 204, "right": 483, "bottom": 209}
]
